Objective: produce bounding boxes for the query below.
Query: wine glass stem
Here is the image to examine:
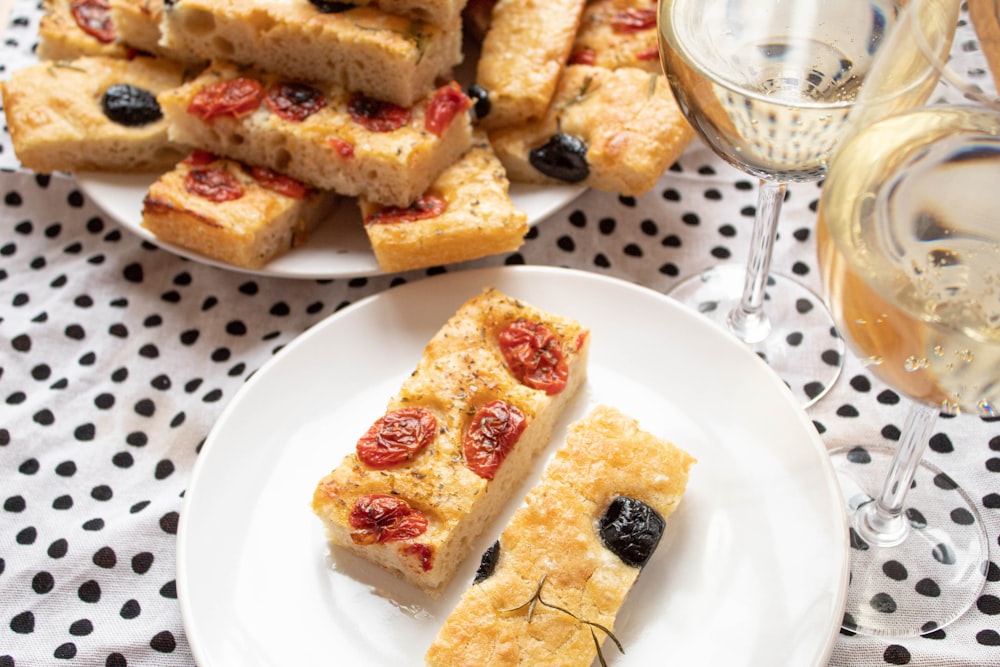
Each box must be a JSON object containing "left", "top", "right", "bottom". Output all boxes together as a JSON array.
[
  {"left": 726, "top": 180, "right": 786, "bottom": 344},
  {"left": 856, "top": 402, "right": 938, "bottom": 547}
]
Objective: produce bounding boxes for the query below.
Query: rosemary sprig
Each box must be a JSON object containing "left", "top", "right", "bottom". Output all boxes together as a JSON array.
[{"left": 498, "top": 574, "right": 624, "bottom": 666}]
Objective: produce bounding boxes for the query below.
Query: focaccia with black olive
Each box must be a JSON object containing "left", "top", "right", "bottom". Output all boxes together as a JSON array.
[
  {"left": 426, "top": 405, "right": 695, "bottom": 666},
  {"left": 312, "top": 288, "right": 590, "bottom": 596},
  {"left": 488, "top": 64, "right": 694, "bottom": 196},
  {"left": 0, "top": 55, "right": 187, "bottom": 173}
]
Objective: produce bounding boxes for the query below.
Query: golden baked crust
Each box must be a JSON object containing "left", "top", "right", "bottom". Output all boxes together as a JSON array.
[
  {"left": 1, "top": 55, "right": 187, "bottom": 173},
  {"left": 359, "top": 131, "right": 528, "bottom": 273},
  {"left": 159, "top": 60, "right": 475, "bottom": 206},
  {"left": 570, "top": 0, "right": 660, "bottom": 73},
  {"left": 346, "top": 0, "right": 469, "bottom": 28},
  {"left": 108, "top": 0, "right": 200, "bottom": 62},
  {"left": 107, "top": 0, "right": 163, "bottom": 54},
  {"left": 312, "top": 288, "right": 591, "bottom": 596},
  {"left": 141, "top": 152, "right": 338, "bottom": 269},
  {"left": 159, "top": 0, "right": 463, "bottom": 107},
  {"left": 489, "top": 64, "right": 694, "bottom": 196},
  {"left": 425, "top": 405, "right": 695, "bottom": 666},
  {"left": 38, "top": 0, "right": 129, "bottom": 60},
  {"left": 475, "top": 0, "right": 587, "bottom": 129}
]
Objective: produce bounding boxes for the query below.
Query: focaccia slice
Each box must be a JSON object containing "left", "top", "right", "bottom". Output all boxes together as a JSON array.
[
  {"left": 336, "top": 0, "right": 469, "bottom": 28},
  {"left": 38, "top": 0, "right": 129, "bottom": 61},
  {"left": 489, "top": 64, "right": 694, "bottom": 196},
  {"left": 426, "top": 405, "right": 696, "bottom": 666},
  {"left": 475, "top": 0, "right": 587, "bottom": 129},
  {"left": 141, "top": 150, "right": 338, "bottom": 269},
  {"left": 0, "top": 55, "right": 187, "bottom": 173},
  {"left": 159, "top": 0, "right": 462, "bottom": 107},
  {"left": 108, "top": 0, "right": 201, "bottom": 63},
  {"left": 570, "top": 0, "right": 661, "bottom": 73},
  {"left": 359, "top": 131, "right": 528, "bottom": 273},
  {"left": 158, "top": 60, "right": 474, "bottom": 207},
  {"left": 312, "top": 288, "right": 591, "bottom": 596}
]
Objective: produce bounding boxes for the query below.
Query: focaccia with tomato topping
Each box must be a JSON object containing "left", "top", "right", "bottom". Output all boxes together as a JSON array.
[
  {"left": 359, "top": 131, "right": 528, "bottom": 273},
  {"left": 0, "top": 55, "right": 187, "bottom": 174},
  {"left": 140, "top": 151, "right": 339, "bottom": 269},
  {"left": 569, "top": 0, "right": 661, "bottom": 73},
  {"left": 159, "top": 0, "right": 462, "bottom": 108},
  {"left": 38, "top": 0, "right": 130, "bottom": 61},
  {"left": 489, "top": 64, "right": 694, "bottom": 196},
  {"left": 426, "top": 405, "right": 695, "bottom": 666},
  {"left": 312, "top": 288, "right": 591, "bottom": 596},
  {"left": 475, "top": 0, "right": 587, "bottom": 129},
  {"left": 158, "top": 60, "right": 474, "bottom": 207}
]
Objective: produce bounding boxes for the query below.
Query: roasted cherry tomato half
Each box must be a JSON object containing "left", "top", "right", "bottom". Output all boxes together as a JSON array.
[
  {"left": 498, "top": 319, "right": 569, "bottom": 394},
  {"left": 356, "top": 407, "right": 437, "bottom": 468},
  {"left": 348, "top": 494, "right": 428, "bottom": 545},
  {"left": 463, "top": 400, "right": 527, "bottom": 480}
]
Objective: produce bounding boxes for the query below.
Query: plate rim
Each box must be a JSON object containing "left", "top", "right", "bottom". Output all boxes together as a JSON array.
[
  {"left": 76, "top": 171, "right": 585, "bottom": 280},
  {"left": 176, "top": 264, "right": 850, "bottom": 666}
]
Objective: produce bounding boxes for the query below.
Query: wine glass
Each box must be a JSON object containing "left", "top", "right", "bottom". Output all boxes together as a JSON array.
[
  {"left": 656, "top": 0, "right": 913, "bottom": 406},
  {"left": 816, "top": 0, "right": 997, "bottom": 637}
]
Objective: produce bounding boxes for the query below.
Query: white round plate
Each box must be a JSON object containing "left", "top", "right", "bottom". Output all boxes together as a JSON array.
[
  {"left": 75, "top": 171, "right": 583, "bottom": 279},
  {"left": 176, "top": 265, "right": 849, "bottom": 667}
]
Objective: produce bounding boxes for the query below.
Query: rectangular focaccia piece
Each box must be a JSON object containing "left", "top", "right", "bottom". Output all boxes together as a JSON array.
[
  {"left": 312, "top": 288, "right": 591, "bottom": 596},
  {"left": 38, "top": 0, "right": 130, "bottom": 61},
  {"left": 475, "top": 0, "right": 587, "bottom": 129},
  {"left": 141, "top": 151, "right": 338, "bottom": 269},
  {"left": 425, "top": 405, "right": 696, "bottom": 666},
  {"left": 158, "top": 61, "right": 474, "bottom": 207},
  {"left": 108, "top": 0, "right": 202, "bottom": 63},
  {"left": 359, "top": 131, "right": 528, "bottom": 273},
  {"left": 0, "top": 55, "right": 188, "bottom": 174},
  {"left": 570, "top": 0, "right": 661, "bottom": 74},
  {"left": 489, "top": 64, "right": 694, "bottom": 196},
  {"left": 159, "top": 0, "right": 463, "bottom": 108},
  {"left": 340, "top": 0, "right": 469, "bottom": 28}
]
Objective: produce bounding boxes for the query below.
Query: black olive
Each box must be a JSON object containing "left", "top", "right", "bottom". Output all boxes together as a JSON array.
[
  {"left": 528, "top": 132, "right": 589, "bottom": 183},
  {"left": 472, "top": 540, "right": 500, "bottom": 584},
  {"left": 466, "top": 84, "right": 491, "bottom": 121},
  {"left": 597, "top": 496, "right": 665, "bottom": 568},
  {"left": 100, "top": 84, "right": 164, "bottom": 127},
  {"left": 309, "top": 0, "right": 354, "bottom": 12}
]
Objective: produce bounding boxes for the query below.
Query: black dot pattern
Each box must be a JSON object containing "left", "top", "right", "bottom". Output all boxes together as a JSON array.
[{"left": 2, "top": 9, "right": 999, "bottom": 667}]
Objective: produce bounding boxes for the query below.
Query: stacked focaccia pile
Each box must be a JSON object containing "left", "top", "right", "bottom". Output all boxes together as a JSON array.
[{"left": 2, "top": 0, "right": 694, "bottom": 272}]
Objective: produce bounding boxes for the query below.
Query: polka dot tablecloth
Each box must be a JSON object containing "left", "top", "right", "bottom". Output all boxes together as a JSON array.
[{"left": 1, "top": 2, "right": 998, "bottom": 666}]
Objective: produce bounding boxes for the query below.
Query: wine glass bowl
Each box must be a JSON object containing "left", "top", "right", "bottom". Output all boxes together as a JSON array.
[
  {"left": 815, "top": 0, "right": 997, "bottom": 638},
  {"left": 654, "top": 0, "right": 929, "bottom": 405},
  {"left": 659, "top": 1, "right": 900, "bottom": 182}
]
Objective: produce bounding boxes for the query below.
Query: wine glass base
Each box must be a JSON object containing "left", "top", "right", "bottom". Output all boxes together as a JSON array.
[
  {"left": 831, "top": 445, "right": 990, "bottom": 638},
  {"left": 666, "top": 264, "right": 844, "bottom": 407}
]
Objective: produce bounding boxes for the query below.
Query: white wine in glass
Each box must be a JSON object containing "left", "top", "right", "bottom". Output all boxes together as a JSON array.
[
  {"left": 817, "top": 105, "right": 997, "bottom": 637},
  {"left": 657, "top": 0, "right": 912, "bottom": 405}
]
